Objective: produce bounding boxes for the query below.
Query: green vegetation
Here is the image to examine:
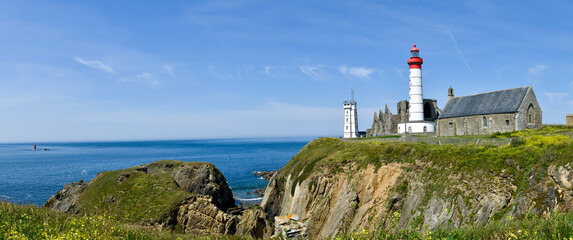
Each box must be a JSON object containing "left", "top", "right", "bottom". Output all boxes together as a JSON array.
[
  {"left": 280, "top": 126, "right": 573, "bottom": 188},
  {"left": 0, "top": 201, "right": 248, "bottom": 239},
  {"left": 5, "top": 200, "right": 573, "bottom": 239},
  {"left": 359, "top": 135, "right": 401, "bottom": 140},
  {"left": 75, "top": 160, "right": 197, "bottom": 224},
  {"left": 336, "top": 211, "right": 573, "bottom": 239}
]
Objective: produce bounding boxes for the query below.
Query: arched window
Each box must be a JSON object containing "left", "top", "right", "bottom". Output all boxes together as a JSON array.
[
  {"left": 527, "top": 104, "right": 534, "bottom": 124},
  {"left": 423, "top": 126, "right": 427, "bottom": 132},
  {"left": 483, "top": 117, "right": 487, "bottom": 127},
  {"left": 449, "top": 122, "right": 453, "bottom": 128},
  {"left": 408, "top": 126, "right": 412, "bottom": 133}
]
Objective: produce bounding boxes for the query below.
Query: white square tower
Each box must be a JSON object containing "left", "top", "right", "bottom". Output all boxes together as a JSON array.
[{"left": 343, "top": 89, "right": 359, "bottom": 138}]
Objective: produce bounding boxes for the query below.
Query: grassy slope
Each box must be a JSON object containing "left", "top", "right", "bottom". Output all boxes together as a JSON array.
[
  {"left": 3, "top": 199, "right": 573, "bottom": 239},
  {"left": 74, "top": 160, "right": 203, "bottom": 224},
  {"left": 280, "top": 126, "right": 573, "bottom": 197},
  {"left": 0, "top": 201, "right": 248, "bottom": 239}
]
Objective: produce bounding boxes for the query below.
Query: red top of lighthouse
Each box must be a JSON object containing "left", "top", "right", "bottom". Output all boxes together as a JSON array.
[
  {"left": 410, "top": 44, "right": 419, "bottom": 52},
  {"left": 407, "top": 44, "right": 423, "bottom": 69}
]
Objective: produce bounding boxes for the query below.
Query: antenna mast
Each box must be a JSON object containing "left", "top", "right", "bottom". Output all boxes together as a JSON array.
[{"left": 351, "top": 88, "right": 355, "bottom": 102}]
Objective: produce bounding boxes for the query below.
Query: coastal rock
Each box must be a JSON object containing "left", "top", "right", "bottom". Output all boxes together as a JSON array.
[
  {"left": 262, "top": 163, "right": 402, "bottom": 238},
  {"left": 43, "top": 180, "right": 88, "bottom": 214},
  {"left": 168, "top": 163, "right": 234, "bottom": 209},
  {"left": 44, "top": 160, "right": 237, "bottom": 231},
  {"left": 272, "top": 214, "right": 308, "bottom": 239},
  {"left": 236, "top": 207, "right": 273, "bottom": 239},
  {"left": 549, "top": 164, "right": 573, "bottom": 190},
  {"left": 254, "top": 171, "right": 277, "bottom": 181},
  {"left": 176, "top": 195, "right": 239, "bottom": 235}
]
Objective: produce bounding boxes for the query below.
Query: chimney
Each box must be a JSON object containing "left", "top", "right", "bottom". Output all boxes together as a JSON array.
[{"left": 448, "top": 86, "right": 454, "bottom": 101}]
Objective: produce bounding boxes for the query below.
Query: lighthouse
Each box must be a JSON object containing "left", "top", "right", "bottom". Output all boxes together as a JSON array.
[
  {"left": 397, "top": 44, "right": 436, "bottom": 134},
  {"left": 343, "top": 89, "right": 359, "bottom": 138}
]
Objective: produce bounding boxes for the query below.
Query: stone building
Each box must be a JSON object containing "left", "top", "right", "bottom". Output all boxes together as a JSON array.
[
  {"left": 436, "top": 86, "right": 542, "bottom": 136},
  {"left": 567, "top": 114, "right": 573, "bottom": 127}
]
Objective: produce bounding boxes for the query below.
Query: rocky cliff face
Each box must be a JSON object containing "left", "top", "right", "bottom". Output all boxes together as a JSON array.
[
  {"left": 261, "top": 137, "right": 573, "bottom": 238},
  {"left": 262, "top": 163, "right": 403, "bottom": 238}
]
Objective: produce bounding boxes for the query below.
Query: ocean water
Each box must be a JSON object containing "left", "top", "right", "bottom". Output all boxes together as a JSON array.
[{"left": 0, "top": 137, "right": 312, "bottom": 206}]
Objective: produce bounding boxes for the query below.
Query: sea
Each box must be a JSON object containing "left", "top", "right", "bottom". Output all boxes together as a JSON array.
[{"left": 0, "top": 137, "right": 312, "bottom": 206}]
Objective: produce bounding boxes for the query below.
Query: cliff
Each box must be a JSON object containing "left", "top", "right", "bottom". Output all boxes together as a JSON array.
[
  {"left": 261, "top": 134, "right": 573, "bottom": 238},
  {"left": 45, "top": 160, "right": 272, "bottom": 238}
]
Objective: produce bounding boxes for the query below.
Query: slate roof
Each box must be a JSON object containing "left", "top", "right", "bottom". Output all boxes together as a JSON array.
[{"left": 439, "top": 87, "right": 529, "bottom": 119}]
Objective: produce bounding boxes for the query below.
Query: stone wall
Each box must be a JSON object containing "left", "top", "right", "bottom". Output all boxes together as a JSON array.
[
  {"left": 567, "top": 115, "right": 573, "bottom": 126},
  {"left": 516, "top": 87, "right": 542, "bottom": 130},
  {"left": 437, "top": 113, "right": 517, "bottom": 136}
]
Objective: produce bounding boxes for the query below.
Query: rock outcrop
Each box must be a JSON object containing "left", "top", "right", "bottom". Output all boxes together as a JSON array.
[
  {"left": 44, "top": 160, "right": 269, "bottom": 238},
  {"left": 177, "top": 195, "right": 239, "bottom": 235},
  {"left": 44, "top": 180, "right": 87, "bottom": 214},
  {"left": 254, "top": 171, "right": 277, "bottom": 181},
  {"left": 262, "top": 163, "right": 402, "bottom": 238}
]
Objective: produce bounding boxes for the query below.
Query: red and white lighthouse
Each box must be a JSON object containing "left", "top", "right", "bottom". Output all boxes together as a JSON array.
[
  {"left": 398, "top": 44, "right": 435, "bottom": 134},
  {"left": 408, "top": 44, "right": 424, "bottom": 121}
]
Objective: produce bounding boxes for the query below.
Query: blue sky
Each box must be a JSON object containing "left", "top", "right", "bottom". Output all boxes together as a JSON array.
[{"left": 1, "top": 1, "right": 572, "bottom": 142}]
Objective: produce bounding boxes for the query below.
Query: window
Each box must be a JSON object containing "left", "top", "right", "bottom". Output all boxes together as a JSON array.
[
  {"left": 506, "top": 120, "right": 510, "bottom": 126},
  {"left": 423, "top": 126, "right": 427, "bottom": 132},
  {"left": 346, "top": 110, "right": 349, "bottom": 115},
  {"left": 408, "top": 126, "right": 412, "bottom": 133},
  {"left": 527, "top": 104, "right": 535, "bottom": 124},
  {"left": 346, "top": 118, "right": 349, "bottom": 123},
  {"left": 483, "top": 117, "right": 487, "bottom": 127},
  {"left": 346, "top": 126, "right": 348, "bottom": 130},
  {"left": 449, "top": 122, "right": 453, "bottom": 128}
]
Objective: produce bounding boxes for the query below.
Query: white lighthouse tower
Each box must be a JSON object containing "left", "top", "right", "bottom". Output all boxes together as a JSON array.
[
  {"left": 398, "top": 44, "right": 435, "bottom": 134},
  {"left": 343, "top": 89, "right": 358, "bottom": 138}
]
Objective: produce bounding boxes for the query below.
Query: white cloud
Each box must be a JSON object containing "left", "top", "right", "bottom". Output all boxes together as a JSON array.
[
  {"left": 136, "top": 72, "right": 160, "bottom": 86},
  {"left": 163, "top": 64, "right": 174, "bottom": 77},
  {"left": 299, "top": 64, "right": 326, "bottom": 79},
  {"left": 394, "top": 68, "right": 406, "bottom": 80},
  {"left": 543, "top": 92, "right": 567, "bottom": 103},
  {"left": 338, "top": 65, "right": 374, "bottom": 79},
  {"left": 264, "top": 65, "right": 271, "bottom": 75},
  {"left": 444, "top": 29, "right": 473, "bottom": 73},
  {"left": 528, "top": 64, "right": 549, "bottom": 75},
  {"left": 74, "top": 57, "right": 114, "bottom": 73}
]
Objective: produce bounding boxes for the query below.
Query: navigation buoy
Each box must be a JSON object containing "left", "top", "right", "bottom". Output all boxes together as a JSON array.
[{"left": 34, "top": 145, "right": 36, "bottom": 150}]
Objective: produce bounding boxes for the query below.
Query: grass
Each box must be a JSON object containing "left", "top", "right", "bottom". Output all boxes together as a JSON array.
[
  {"left": 74, "top": 161, "right": 196, "bottom": 225},
  {"left": 336, "top": 211, "right": 573, "bottom": 239},
  {"left": 4, "top": 200, "right": 573, "bottom": 239},
  {"left": 279, "top": 127, "right": 573, "bottom": 187},
  {"left": 0, "top": 201, "right": 251, "bottom": 240}
]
